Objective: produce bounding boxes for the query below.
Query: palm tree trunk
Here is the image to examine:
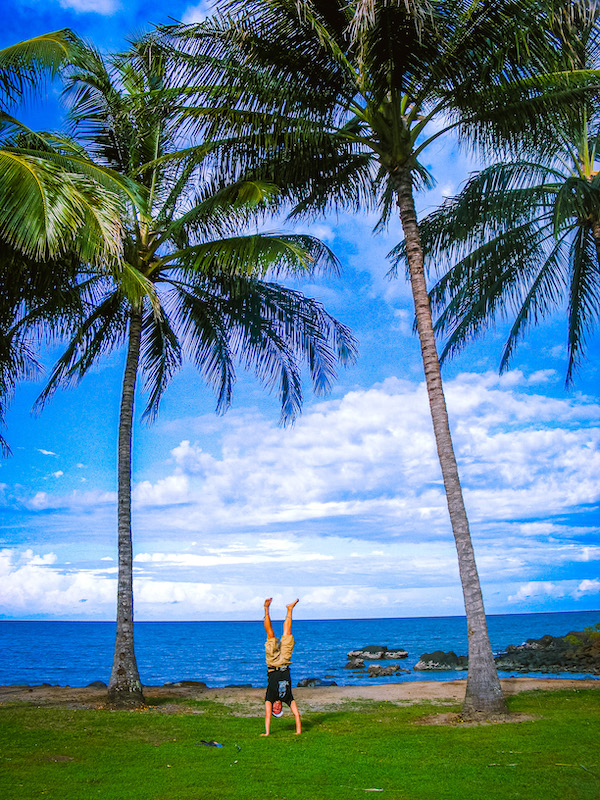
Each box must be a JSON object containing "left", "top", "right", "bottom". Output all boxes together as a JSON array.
[
  {"left": 107, "top": 305, "right": 145, "bottom": 708},
  {"left": 393, "top": 167, "right": 507, "bottom": 717}
]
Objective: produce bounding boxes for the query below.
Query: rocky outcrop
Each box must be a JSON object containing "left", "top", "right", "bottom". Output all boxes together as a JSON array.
[
  {"left": 296, "top": 677, "right": 338, "bottom": 687},
  {"left": 347, "top": 646, "right": 386, "bottom": 660},
  {"left": 344, "top": 657, "right": 365, "bottom": 670},
  {"left": 366, "top": 664, "right": 410, "bottom": 677},
  {"left": 414, "top": 651, "right": 468, "bottom": 671},
  {"left": 347, "top": 645, "right": 408, "bottom": 661},
  {"left": 385, "top": 649, "right": 410, "bottom": 660},
  {"left": 414, "top": 627, "right": 600, "bottom": 674},
  {"left": 494, "top": 630, "right": 600, "bottom": 674}
]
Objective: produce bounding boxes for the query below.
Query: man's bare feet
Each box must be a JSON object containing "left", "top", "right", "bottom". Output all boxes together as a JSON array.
[
  {"left": 264, "top": 597, "right": 272, "bottom": 612},
  {"left": 286, "top": 599, "right": 299, "bottom": 614}
]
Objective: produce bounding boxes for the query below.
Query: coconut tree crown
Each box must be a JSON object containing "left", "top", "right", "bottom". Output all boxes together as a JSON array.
[{"left": 399, "top": 2, "right": 600, "bottom": 383}]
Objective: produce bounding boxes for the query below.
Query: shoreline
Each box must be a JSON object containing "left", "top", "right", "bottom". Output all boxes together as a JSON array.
[{"left": 1, "top": 677, "right": 598, "bottom": 713}]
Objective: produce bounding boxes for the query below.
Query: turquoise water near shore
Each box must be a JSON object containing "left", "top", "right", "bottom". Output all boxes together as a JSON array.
[{"left": 1, "top": 610, "right": 598, "bottom": 688}]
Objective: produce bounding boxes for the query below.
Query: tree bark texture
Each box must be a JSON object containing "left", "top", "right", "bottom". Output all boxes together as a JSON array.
[
  {"left": 393, "top": 167, "right": 507, "bottom": 716},
  {"left": 107, "top": 305, "right": 145, "bottom": 708}
]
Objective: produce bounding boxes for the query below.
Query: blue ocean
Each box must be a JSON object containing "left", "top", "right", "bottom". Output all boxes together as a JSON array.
[{"left": 1, "top": 611, "right": 598, "bottom": 688}]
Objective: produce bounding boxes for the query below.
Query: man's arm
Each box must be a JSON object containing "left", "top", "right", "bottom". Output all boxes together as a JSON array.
[
  {"left": 261, "top": 701, "right": 273, "bottom": 736},
  {"left": 290, "top": 700, "right": 302, "bottom": 735}
]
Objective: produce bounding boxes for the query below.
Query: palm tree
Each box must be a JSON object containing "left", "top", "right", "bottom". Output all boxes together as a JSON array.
[
  {"left": 166, "top": 0, "right": 585, "bottom": 715},
  {"left": 38, "top": 33, "right": 356, "bottom": 708},
  {"left": 416, "top": 7, "right": 600, "bottom": 385}
]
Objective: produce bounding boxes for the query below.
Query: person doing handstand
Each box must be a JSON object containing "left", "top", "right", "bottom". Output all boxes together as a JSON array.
[{"left": 261, "top": 597, "right": 302, "bottom": 736}]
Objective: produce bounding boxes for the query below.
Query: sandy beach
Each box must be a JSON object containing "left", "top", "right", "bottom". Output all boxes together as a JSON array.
[{"left": 1, "top": 677, "right": 597, "bottom": 715}]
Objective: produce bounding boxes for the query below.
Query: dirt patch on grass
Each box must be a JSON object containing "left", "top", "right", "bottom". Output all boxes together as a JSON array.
[
  {"left": 0, "top": 677, "right": 597, "bottom": 715},
  {"left": 414, "top": 711, "right": 540, "bottom": 727}
]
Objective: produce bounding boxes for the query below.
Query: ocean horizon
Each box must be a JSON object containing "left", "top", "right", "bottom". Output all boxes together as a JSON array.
[{"left": 1, "top": 610, "right": 599, "bottom": 689}]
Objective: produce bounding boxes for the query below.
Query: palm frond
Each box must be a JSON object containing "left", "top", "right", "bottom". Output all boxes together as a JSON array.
[
  {"left": 497, "top": 231, "right": 571, "bottom": 372},
  {"left": 174, "top": 272, "right": 356, "bottom": 423},
  {"left": 36, "top": 290, "right": 128, "bottom": 409},
  {"left": 139, "top": 304, "right": 182, "bottom": 419},
  {"left": 175, "top": 232, "right": 341, "bottom": 279},
  {"left": 566, "top": 224, "right": 600, "bottom": 382},
  {"left": 0, "top": 29, "right": 78, "bottom": 109},
  {"left": 0, "top": 149, "right": 123, "bottom": 262}
]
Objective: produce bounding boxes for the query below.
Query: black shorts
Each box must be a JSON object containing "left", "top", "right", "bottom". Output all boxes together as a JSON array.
[{"left": 265, "top": 666, "right": 294, "bottom": 706}]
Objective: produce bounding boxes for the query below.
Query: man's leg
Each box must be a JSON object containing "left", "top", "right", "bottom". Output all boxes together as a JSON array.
[
  {"left": 264, "top": 597, "right": 275, "bottom": 639},
  {"left": 283, "top": 598, "right": 299, "bottom": 637},
  {"left": 277, "top": 599, "right": 298, "bottom": 666},
  {"left": 264, "top": 597, "right": 282, "bottom": 667}
]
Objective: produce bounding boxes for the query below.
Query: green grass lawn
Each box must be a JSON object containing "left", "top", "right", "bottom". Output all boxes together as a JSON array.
[{"left": 0, "top": 689, "right": 598, "bottom": 800}]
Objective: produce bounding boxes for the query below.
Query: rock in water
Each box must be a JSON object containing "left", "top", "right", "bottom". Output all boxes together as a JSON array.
[
  {"left": 414, "top": 651, "right": 468, "bottom": 671},
  {"left": 347, "top": 645, "right": 408, "bottom": 660},
  {"left": 344, "top": 657, "right": 365, "bottom": 670},
  {"left": 494, "top": 629, "right": 600, "bottom": 674},
  {"left": 366, "top": 664, "right": 410, "bottom": 677},
  {"left": 414, "top": 626, "right": 600, "bottom": 674},
  {"left": 347, "top": 646, "right": 387, "bottom": 660},
  {"left": 384, "top": 648, "right": 408, "bottom": 660},
  {"left": 296, "top": 677, "right": 338, "bottom": 687}
]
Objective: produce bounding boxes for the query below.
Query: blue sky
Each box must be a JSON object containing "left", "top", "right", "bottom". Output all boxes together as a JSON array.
[{"left": 0, "top": 0, "right": 599, "bottom": 622}]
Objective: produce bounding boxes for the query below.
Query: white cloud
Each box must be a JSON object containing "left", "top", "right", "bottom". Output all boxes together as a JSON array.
[
  {"left": 527, "top": 369, "right": 557, "bottom": 385},
  {"left": 171, "top": 440, "right": 216, "bottom": 475},
  {"left": 20, "top": 370, "right": 599, "bottom": 549},
  {"left": 508, "top": 578, "right": 600, "bottom": 604},
  {"left": 135, "top": 548, "right": 332, "bottom": 567},
  {"left": 122, "top": 373, "right": 600, "bottom": 543},
  {"left": 26, "top": 550, "right": 58, "bottom": 566},
  {"left": 508, "top": 581, "right": 565, "bottom": 603},
  {"left": 392, "top": 307, "right": 412, "bottom": 335},
  {"left": 134, "top": 474, "right": 190, "bottom": 505},
  {"left": 6, "top": 369, "right": 600, "bottom": 619},
  {"left": 574, "top": 579, "right": 600, "bottom": 598},
  {"left": 310, "top": 223, "right": 336, "bottom": 242},
  {"left": 0, "top": 549, "right": 115, "bottom": 617},
  {"left": 0, "top": 534, "right": 596, "bottom": 620},
  {"left": 23, "top": 489, "right": 115, "bottom": 511},
  {"left": 57, "top": 0, "right": 120, "bottom": 13},
  {"left": 181, "top": 1, "right": 216, "bottom": 24},
  {"left": 37, "top": 449, "right": 57, "bottom": 456},
  {"left": 27, "top": 491, "right": 51, "bottom": 510}
]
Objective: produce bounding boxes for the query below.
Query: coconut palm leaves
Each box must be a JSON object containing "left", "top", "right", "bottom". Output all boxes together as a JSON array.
[
  {"left": 0, "top": 29, "right": 75, "bottom": 109},
  {"left": 417, "top": 5, "right": 600, "bottom": 384},
  {"left": 0, "top": 133, "right": 124, "bottom": 262},
  {"left": 0, "top": 31, "right": 133, "bottom": 456},
  {"left": 419, "top": 149, "right": 600, "bottom": 383},
  {"left": 0, "top": 31, "right": 126, "bottom": 261}
]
